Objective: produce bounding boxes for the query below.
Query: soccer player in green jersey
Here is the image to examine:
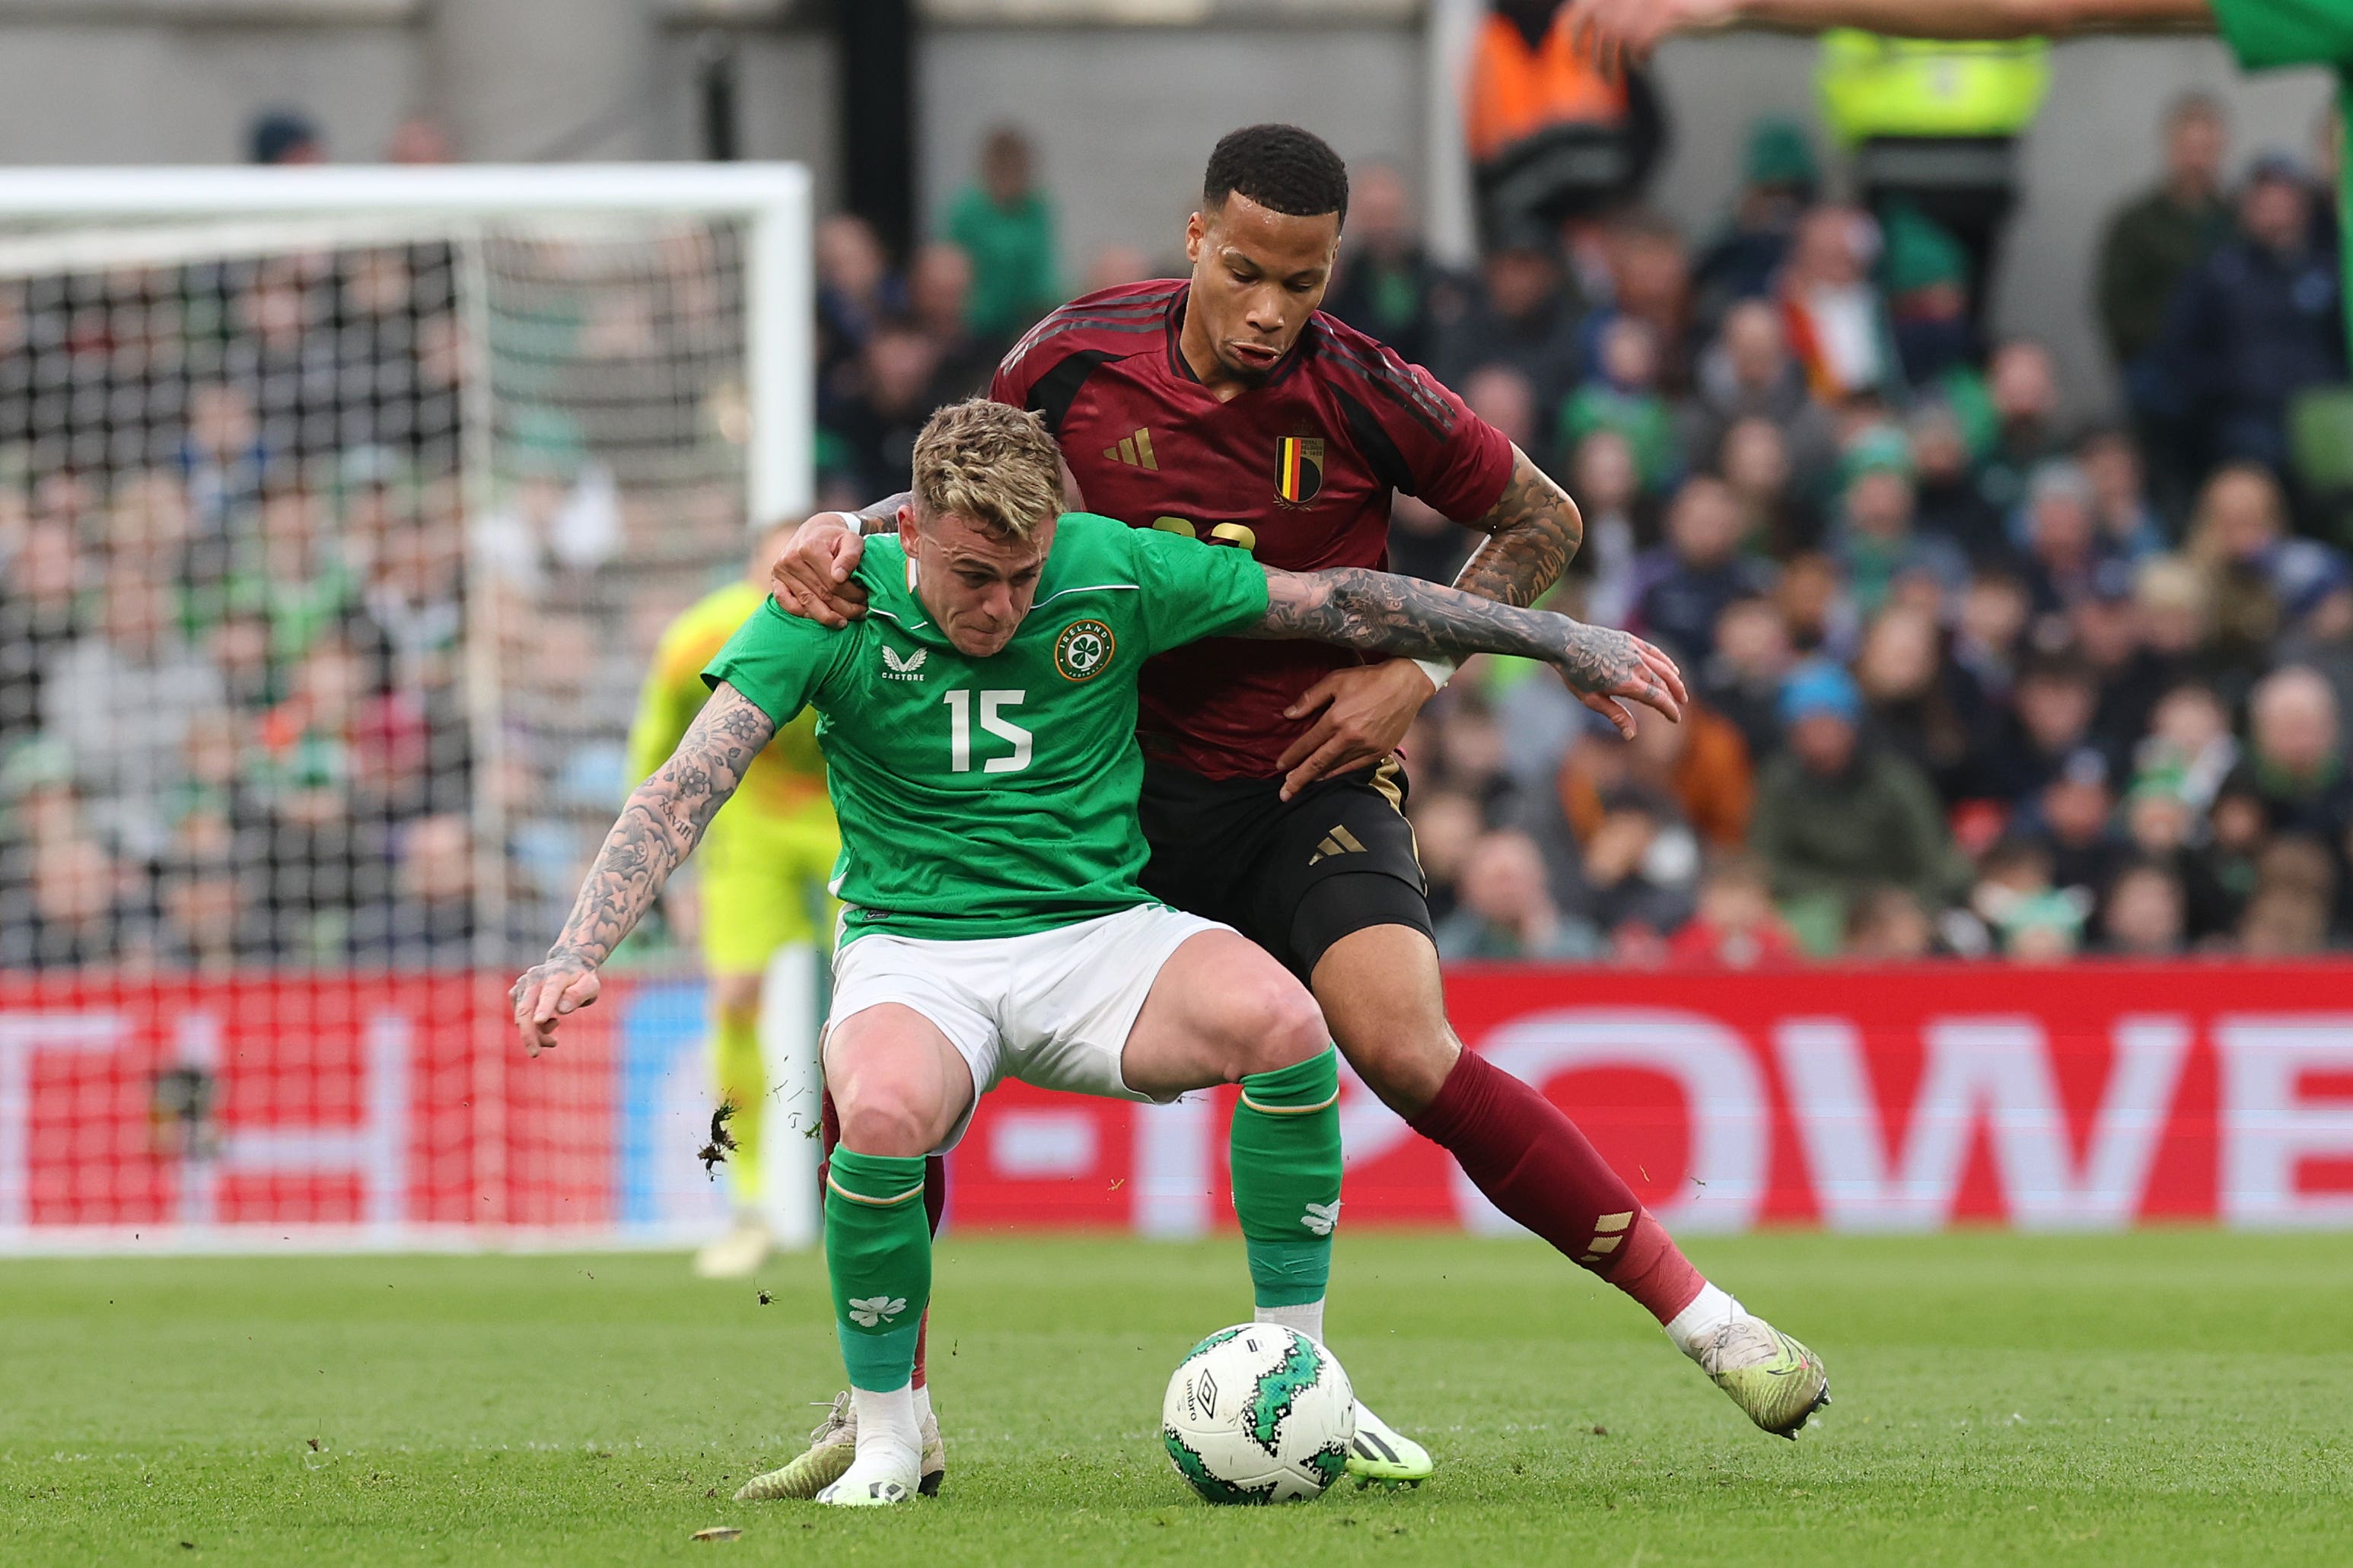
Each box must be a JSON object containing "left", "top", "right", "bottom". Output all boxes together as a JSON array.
[
  {"left": 511, "top": 399, "right": 1686, "bottom": 1506},
  {"left": 1565, "top": 1, "right": 2351, "bottom": 366}
]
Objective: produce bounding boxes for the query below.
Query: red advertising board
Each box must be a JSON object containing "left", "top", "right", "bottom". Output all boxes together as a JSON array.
[{"left": 946, "top": 962, "right": 2353, "bottom": 1234}]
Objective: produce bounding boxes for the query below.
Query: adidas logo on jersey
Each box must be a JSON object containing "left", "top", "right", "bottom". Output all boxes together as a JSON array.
[
  {"left": 1307, "top": 825, "right": 1367, "bottom": 866},
  {"left": 880, "top": 645, "right": 928, "bottom": 682},
  {"left": 1103, "top": 428, "right": 1160, "bottom": 470}
]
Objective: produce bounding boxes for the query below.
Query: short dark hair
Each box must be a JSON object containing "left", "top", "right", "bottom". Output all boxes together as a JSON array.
[{"left": 1203, "top": 124, "right": 1349, "bottom": 226}]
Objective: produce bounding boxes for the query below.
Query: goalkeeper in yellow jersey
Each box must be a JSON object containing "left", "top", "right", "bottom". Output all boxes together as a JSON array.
[{"left": 626, "top": 518, "right": 841, "bottom": 1278}]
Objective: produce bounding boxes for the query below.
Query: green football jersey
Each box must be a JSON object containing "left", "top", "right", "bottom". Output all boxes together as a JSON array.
[{"left": 704, "top": 512, "right": 1270, "bottom": 943}]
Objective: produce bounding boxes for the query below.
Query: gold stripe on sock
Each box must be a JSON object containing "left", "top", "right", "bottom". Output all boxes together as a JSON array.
[
  {"left": 1238, "top": 1088, "right": 1341, "bottom": 1115},
  {"left": 826, "top": 1174, "right": 928, "bottom": 1207},
  {"left": 1586, "top": 1233, "right": 1622, "bottom": 1255},
  {"left": 1595, "top": 1210, "right": 1634, "bottom": 1232}
]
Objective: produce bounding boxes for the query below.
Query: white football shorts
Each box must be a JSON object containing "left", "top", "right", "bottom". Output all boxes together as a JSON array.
[{"left": 826, "top": 902, "right": 1229, "bottom": 1153}]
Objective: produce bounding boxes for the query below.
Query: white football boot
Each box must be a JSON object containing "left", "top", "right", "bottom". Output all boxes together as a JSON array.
[{"left": 1344, "top": 1400, "right": 1432, "bottom": 1487}]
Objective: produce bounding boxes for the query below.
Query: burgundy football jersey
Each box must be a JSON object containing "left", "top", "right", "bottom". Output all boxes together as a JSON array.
[{"left": 989, "top": 279, "right": 1514, "bottom": 781}]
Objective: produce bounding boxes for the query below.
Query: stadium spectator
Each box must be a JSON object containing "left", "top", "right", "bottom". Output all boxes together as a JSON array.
[
  {"left": 1558, "top": 690, "right": 1753, "bottom": 850},
  {"left": 2014, "top": 463, "right": 2112, "bottom": 618},
  {"left": 1908, "top": 402, "right": 2004, "bottom": 561},
  {"left": 1562, "top": 315, "right": 1680, "bottom": 491},
  {"left": 2079, "top": 428, "right": 2167, "bottom": 561},
  {"left": 0, "top": 834, "right": 142, "bottom": 969},
  {"left": 1973, "top": 651, "right": 2105, "bottom": 803},
  {"left": 1976, "top": 339, "right": 2071, "bottom": 520},
  {"left": 2097, "top": 94, "right": 2233, "bottom": 372},
  {"left": 1625, "top": 476, "right": 1774, "bottom": 665},
  {"left": 1855, "top": 602, "right": 1986, "bottom": 803},
  {"left": 1696, "top": 594, "right": 1792, "bottom": 763},
  {"left": 909, "top": 242, "right": 998, "bottom": 404},
  {"left": 2097, "top": 857, "right": 2190, "bottom": 956},
  {"left": 40, "top": 562, "right": 228, "bottom": 853},
  {"left": 1665, "top": 853, "right": 1800, "bottom": 966},
  {"left": 1438, "top": 237, "right": 1587, "bottom": 418},
  {"left": 2236, "top": 665, "right": 2353, "bottom": 851},
  {"left": 2185, "top": 463, "right": 2348, "bottom": 679},
  {"left": 1775, "top": 205, "right": 1893, "bottom": 402},
  {"left": 1880, "top": 202, "right": 1978, "bottom": 384},
  {"left": 1568, "top": 428, "right": 1647, "bottom": 628},
  {"left": 824, "top": 320, "right": 941, "bottom": 499},
  {"left": 2152, "top": 154, "right": 2348, "bottom": 478},
  {"left": 1433, "top": 828, "right": 1598, "bottom": 961},
  {"left": 1562, "top": 786, "right": 1699, "bottom": 944},
  {"left": 1830, "top": 431, "right": 1968, "bottom": 620},
  {"left": 0, "top": 515, "right": 86, "bottom": 762},
  {"left": 247, "top": 107, "right": 323, "bottom": 166},
  {"left": 152, "top": 848, "right": 274, "bottom": 971},
  {"left": 384, "top": 116, "right": 454, "bottom": 164},
  {"left": 1406, "top": 788, "right": 1483, "bottom": 925},
  {"left": 2025, "top": 747, "right": 2127, "bottom": 900},
  {"left": 1679, "top": 299, "right": 1838, "bottom": 488},
  {"left": 1690, "top": 118, "right": 1819, "bottom": 329},
  {"left": 814, "top": 214, "right": 902, "bottom": 385},
  {"left": 1718, "top": 415, "right": 1823, "bottom": 558},
  {"left": 1749, "top": 660, "right": 1963, "bottom": 946},
  {"left": 2276, "top": 565, "right": 2353, "bottom": 732},
  {"left": 945, "top": 126, "right": 1059, "bottom": 344},
  {"left": 1324, "top": 163, "right": 1466, "bottom": 370},
  {"left": 1842, "top": 883, "right": 1940, "bottom": 960}
]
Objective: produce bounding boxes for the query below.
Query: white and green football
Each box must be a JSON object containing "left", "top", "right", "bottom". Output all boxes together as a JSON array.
[{"left": 1161, "top": 1323, "right": 1355, "bottom": 1504}]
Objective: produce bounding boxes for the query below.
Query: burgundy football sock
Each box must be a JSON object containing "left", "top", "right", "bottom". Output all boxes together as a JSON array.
[
  {"left": 1407, "top": 1049, "right": 1706, "bottom": 1324},
  {"left": 821, "top": 1089, "right": 950, "bottom": 1386}
]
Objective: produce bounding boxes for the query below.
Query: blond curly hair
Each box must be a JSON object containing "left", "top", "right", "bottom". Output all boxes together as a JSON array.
[{"left": 910, "top": 398, "right": 1064, "bottom": 540}]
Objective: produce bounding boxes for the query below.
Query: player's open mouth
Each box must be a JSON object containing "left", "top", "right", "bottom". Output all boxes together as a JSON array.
[{"left": 1227, "top": 342, "right": 1281, "bottom": 367}]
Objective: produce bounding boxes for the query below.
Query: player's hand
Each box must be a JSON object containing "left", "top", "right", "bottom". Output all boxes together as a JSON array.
[
  {"left": 1276, "top": 658, "right": 1438, "bottom": 802},
  {"left": 511, "top": 950, "right": 601, "bottom": 1058},
  {"left": 1562, "top": 0, "right": 1740, "bottom": 75},
  {"left": 1556, "top": 627, "right": 1689, "bottom": 739},
  {"left": 769, "top": 511, "right": 871, "bottom": 627}
]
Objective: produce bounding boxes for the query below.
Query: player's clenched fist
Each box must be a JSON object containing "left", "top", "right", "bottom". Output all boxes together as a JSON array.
[
  {"left": 769, "top": 510, "right": 872, "bottom": 628},
  {"left": 511, "top": 949, "right": 601, "bottom": 1057}
]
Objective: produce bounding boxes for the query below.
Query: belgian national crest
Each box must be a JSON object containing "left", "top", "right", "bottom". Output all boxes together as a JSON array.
[
  {"left": 1054, "top": 619, "right": 1116, "bottom": 682},
  {"left": 1275, "top": 436, "right": 1324, "bottom": 505}
]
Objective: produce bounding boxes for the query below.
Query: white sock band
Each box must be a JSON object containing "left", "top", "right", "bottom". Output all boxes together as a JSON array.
[
  {"left": 851, "top": 1382, "right": 921, "bottom": 1464},
  {"left": 1255, "top": 1299, "right": 1327, "bottom": 1346},
  {"left": 1664, "top": 1283, "right": 1743, "bottom": 1360},
  {"left": 911, "top": 1382, "right": 935, "bottom": 1431}
]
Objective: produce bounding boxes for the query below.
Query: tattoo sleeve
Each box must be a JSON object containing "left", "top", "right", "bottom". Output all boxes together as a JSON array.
[
  {"left": 1448, "top": 445, "right": 1584, "bottom": 609},
  {"left": 543, "top": 683, "right": 777, "bottom": 966},
  {"left": 1246, "top": 567, "right": 1661, "bottom": 703},
  {"left": 852, "top": 492, "right": 909, "bottom": 536}
]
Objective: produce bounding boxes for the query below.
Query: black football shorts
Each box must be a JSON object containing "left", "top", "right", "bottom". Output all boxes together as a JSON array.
[{"left": 1136, "top": 756, "right": 1434, "bottom": 983}]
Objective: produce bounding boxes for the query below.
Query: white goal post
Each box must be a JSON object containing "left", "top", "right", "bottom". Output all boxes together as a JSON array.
[{"left": 0, "top": 164, "right": 823, "bottom": 1253}]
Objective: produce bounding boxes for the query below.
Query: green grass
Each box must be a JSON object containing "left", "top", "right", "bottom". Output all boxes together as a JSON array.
[{"left": 4, "top": 1232, "right": 2348, "bottom": 1566}]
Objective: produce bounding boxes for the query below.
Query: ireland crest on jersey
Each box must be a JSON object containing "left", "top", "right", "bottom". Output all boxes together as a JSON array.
[{"left": 1053, "top": 619, "right": 1116, "bottom": 682}]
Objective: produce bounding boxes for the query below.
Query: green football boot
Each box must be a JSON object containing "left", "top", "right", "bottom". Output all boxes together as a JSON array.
[
  {"left": 734, "top": 1391, "right": 946, "bottom": 1501},
  {"left": 1697, "top": 1317, "right": 1830, "bottom": 1438},
  {"left": 1345, "top": 1400, "right": 1433, "bottom": 1487}
]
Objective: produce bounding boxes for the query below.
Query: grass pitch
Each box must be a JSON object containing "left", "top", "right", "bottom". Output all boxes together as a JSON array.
[{"left": 4, "top": 1231, "right": 2348, "bottom": 1566}]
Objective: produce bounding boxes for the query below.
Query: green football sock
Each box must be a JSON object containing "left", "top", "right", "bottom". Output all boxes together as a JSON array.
[
  {"left": 1228, "top": 1045, "right": 1342, "bottom": 1309},
  {"left": 825, "top": 1148, "right": 931, "bottom": 1391},
  {"left": 712, "top": 1007, "right": 763, "bottom": 1210}
]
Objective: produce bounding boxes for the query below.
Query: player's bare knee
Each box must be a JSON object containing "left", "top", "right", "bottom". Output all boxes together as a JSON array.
[
  {"left": 1334, "top": 1021, "right": 1456, "bottom": 1112},
  {"left": 833, "top": 1081, "right": 937, "bottom": 1157},
  {"left": 1222, "top": 977, "right": 1329, "bottom": 1080}
]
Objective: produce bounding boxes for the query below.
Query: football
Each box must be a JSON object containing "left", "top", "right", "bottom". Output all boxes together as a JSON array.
[{"left": 1161, "top": 1323, "right": 1356, "bottom": 1504}]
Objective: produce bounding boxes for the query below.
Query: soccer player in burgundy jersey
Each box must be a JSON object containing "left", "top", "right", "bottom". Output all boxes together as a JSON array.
[{"left": 769, "top": 126, "right": 1826, "bottom": 1490}]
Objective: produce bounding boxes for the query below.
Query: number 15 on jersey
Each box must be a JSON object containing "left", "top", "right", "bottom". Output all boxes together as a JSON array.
[{"left": 944, "top": 689, "right": 1031, "bottom": 774}]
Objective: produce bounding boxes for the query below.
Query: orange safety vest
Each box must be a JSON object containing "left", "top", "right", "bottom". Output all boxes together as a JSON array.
[{"left": 1465, "top": 11, "right": 1631, "bottom": 165}]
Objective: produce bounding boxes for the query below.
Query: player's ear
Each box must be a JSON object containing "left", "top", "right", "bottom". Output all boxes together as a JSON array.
[{"left": 1185, "top": 209, "right": 1207, "bottom": 265}]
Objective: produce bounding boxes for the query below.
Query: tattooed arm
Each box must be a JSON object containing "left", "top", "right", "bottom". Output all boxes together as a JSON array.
[
  {"left": 1248, "top": 566, "right": 1685, "bottom": 739},
  {"left": 1450, "top": 444, "right": 1584, "bottom": 609},
  {"left": 511, "top": 683, "right": 777, "bottom": 1055}
]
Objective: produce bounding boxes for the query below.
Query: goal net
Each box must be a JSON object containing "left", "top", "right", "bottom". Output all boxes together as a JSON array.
[{"left": 0, "top": 166, "right": 817, "bottom": 1251}]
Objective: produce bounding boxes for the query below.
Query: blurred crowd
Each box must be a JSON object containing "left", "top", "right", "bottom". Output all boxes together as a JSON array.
[
  {"left": 5, "top": 89, "right": 2353, "bottom": 971},
  {"left": 812, "top": 104, "right": 2352, "bottom": 965}
]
